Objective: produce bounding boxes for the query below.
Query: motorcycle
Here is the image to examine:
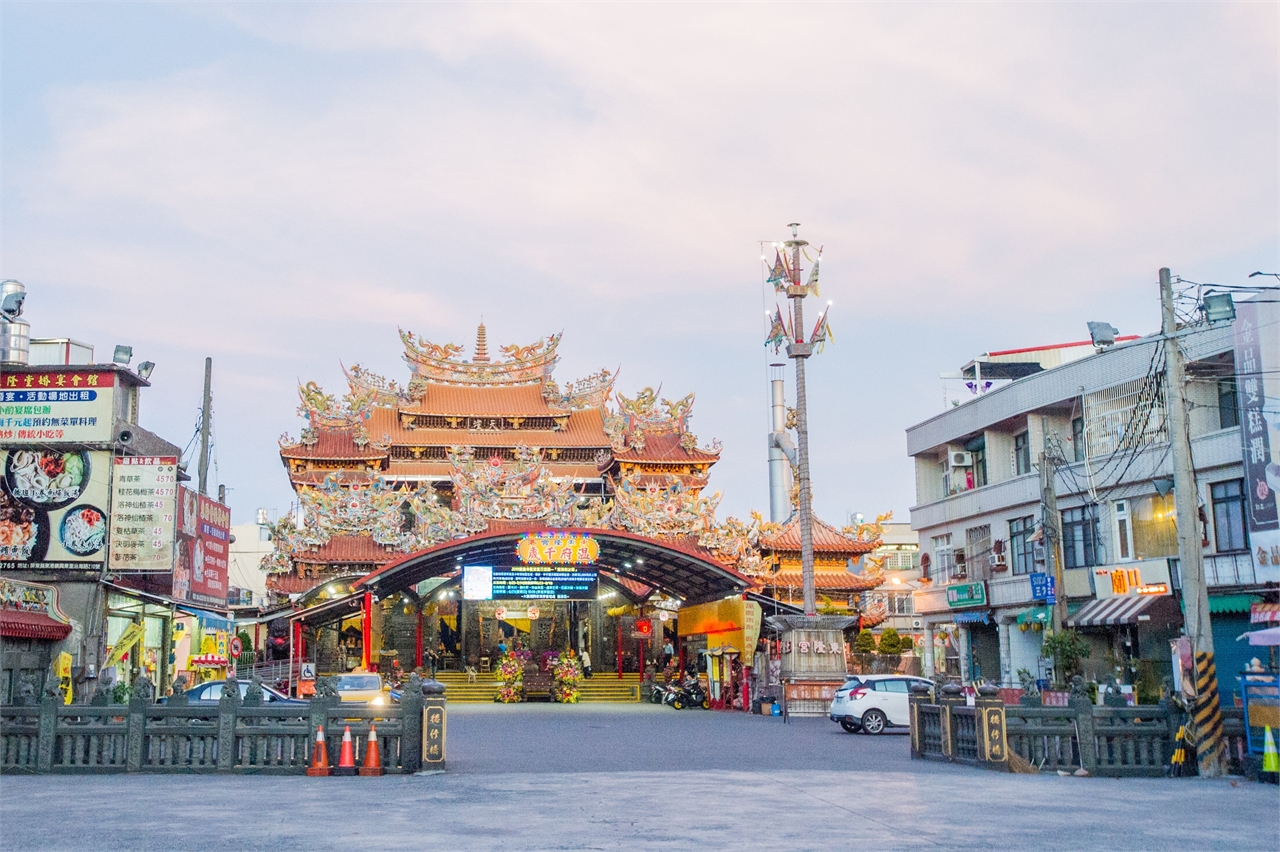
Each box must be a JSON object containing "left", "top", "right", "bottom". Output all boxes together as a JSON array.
[{"left": 671, "top": 677, "right": 710, "bottom": 710}]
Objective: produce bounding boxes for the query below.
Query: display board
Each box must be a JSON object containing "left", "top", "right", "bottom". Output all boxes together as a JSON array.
[
  {"left": 108, "top": 456, "right": 177, "bottom": 572},
  {"left": 462, "top": 563, "right": 597, "bottom": 600},
  {"left": 0, "top": 448, "right": 110, "bottom": 567},
  {"left": 0, "top": 369, "right": 116, "bottom": 444}
]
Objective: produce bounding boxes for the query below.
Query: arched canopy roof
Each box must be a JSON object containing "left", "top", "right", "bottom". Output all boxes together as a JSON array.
[{"left": 354, "top": 526, "right": 750, "bottom": 605}]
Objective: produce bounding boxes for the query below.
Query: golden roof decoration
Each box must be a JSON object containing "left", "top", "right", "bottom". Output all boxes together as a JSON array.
[{"left": 401, "top": 326, "right": 562, "bottom": 387}]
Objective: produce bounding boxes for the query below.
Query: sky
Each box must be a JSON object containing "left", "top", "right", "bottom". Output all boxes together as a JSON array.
[{"left": 2, "top": 2, "right": 1277, "bottom": 527}]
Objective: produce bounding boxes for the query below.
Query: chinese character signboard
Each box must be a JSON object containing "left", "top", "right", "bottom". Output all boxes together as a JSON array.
[
  {"left": 946, "top": 581, "right": 987, "bottom": 609},
  {"left": 1233, "top": 300, "right": 1280, "bottom": 582},
  {"left": 108, "top": 457, "right": 177, "bottom": 573},
  {"left": 1093, "top": 559, "right": 1172, "bottom": 599},
  {"left": 173, "top": 486, "right": 230, "bottom": 605},
  {"left": 0, "top": 369, "right": 116, "bottom": 444},
  {"left": 0, "top": 449, "right": 110, "bottom": 567},
  {"left": 516, "top": 531, "right": 600, "bottom": 565}
]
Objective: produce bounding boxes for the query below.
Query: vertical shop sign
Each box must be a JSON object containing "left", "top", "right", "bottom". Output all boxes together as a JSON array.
[
  {"left": 108, "top": 457, "right": 177, "bottom": 572},
  {"left": 1233, "top": 300, "right": 1280, "bottom": 582},
  {"left": 190, "top": 495, "right": 230, "bottom": 607}
]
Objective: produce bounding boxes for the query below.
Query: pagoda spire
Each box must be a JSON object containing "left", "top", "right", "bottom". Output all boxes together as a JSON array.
[{"left": 473, "top": 323, "right": 490, "bottom": 363}]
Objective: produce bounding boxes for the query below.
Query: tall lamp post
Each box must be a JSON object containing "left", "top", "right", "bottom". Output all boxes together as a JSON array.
[{"left": 765, "top": 223, "right": 833, "bottom": 617}]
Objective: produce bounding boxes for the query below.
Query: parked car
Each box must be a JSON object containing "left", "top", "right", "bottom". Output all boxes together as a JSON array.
[
  {"left": 828, "top": 675, "right": 932, "bottom": 734},
  {"left": 331, "top": 673, "right": 394, "bottom": 705},
  {"left": 161, "top": 679, "right": 307, "bottom": 706}
]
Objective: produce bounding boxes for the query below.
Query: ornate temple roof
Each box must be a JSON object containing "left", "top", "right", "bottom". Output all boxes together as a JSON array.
[
  {"left": 609, "top": 432, "right": 721, "bottom": 464},
  {"left": 291, "top": 534, "right": 397, "bottom": 566},
  {"left": 759, "top": 515, "right": 881, "bottom": 556},
  {"left": 759, "top": 569, "right": 884, "bottom": 592},
  {"left": 279, "top": 427, "right": 388, "bottom": 462}
]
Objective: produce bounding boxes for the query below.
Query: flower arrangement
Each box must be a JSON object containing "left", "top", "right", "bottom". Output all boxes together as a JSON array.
[
  {"left": 494, "top": 653, "right": 525, "bottom": 703},
  {"left": 552, "top": 652, "right": 583, "bottom": 704}
]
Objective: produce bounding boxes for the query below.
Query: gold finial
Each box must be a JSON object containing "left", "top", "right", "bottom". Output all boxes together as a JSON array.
[{"left": 474, "top": 323, "right": 490, "bottom": 363}]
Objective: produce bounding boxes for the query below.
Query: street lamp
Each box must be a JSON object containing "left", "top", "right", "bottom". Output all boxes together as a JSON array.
[{"left": 765, "top": 223, "right": 834, "bottom": 617}]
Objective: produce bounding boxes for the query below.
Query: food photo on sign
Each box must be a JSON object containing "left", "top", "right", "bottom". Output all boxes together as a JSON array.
[{"left": 0, "top": 448, "right": 109, "bottom": 565}]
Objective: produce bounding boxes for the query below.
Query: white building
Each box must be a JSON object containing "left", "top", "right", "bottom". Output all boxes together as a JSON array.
[
  {"left": 906, "top": 312, "right": 1271, "bottom": 697},
  {"left": 225, "top": 512, "right": 277, "bottom": 606}
]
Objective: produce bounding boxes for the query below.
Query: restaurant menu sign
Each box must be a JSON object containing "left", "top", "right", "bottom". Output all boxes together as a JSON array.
[
  {"left": 108, "top": 457, "right": 177, "bottom": 573},
  {"left": 1233, "top": 299, "right": 1280, "bottom": 583},
  {"left": 0, "top": 369, "right": 116, "bottom": 444},
  {"left": 0, "top": 449, "right": 110, "bottom": 567},
  {"left": 188, "top": 490, "right": 230, "bottom": 607}
]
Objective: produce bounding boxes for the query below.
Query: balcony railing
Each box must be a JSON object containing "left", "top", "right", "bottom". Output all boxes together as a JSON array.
[{"left": 1203, "top": 552, "right": 1257, "bottom": 587}]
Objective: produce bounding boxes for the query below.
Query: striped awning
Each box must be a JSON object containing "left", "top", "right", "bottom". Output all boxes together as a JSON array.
[
  {"left": 1066, "top": 594, "right": 1181, "bottom": 628},
  {"left": 189, "top": 654, "right": 228, "bottom": 667}
]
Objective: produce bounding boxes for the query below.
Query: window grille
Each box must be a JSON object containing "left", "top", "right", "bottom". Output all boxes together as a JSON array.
[{"left": 1082, "top": 377, "right": 1167, "bottom": 460}]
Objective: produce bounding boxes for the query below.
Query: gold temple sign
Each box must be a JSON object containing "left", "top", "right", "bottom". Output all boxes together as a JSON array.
[
  {"left": 517, "top": 532, "right": 600, "bottom": 565},
  {"left": 422, "top": 706, "right": 446, "bottom": 764}
]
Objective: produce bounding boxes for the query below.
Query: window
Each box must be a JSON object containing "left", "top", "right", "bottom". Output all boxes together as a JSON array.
[
  {"left": 930, "top": 534, "right": 953, "bottom": 582},
  {"left": 1212, "top": 479, "right": 1249, "bottom": 552},
  {"left": 890, "top": 592, "right": 914, "bottom": 615},
  {"left": 1009, "top": 516, "right": 1036, "bottom": 575},
  {"left": 1072, "top": 417, "right": 1086, "bottom": 462},
  {"left": 1131, "top": 494, "right": 1177, "bottom": 559},
  {"left": 964, "top": 525, "right": 992, "bottom": 574},
  {"left": 965, "top": 436, "right": 988, "bottom": 488},
  {"left": 1014, "top": 431, "right": 1032, "bottom": 475},
  {"left": 1113, "top": 500, "right": 1133, "bottom": 561},
  {"left": 875, "top": 679, "right": 910, "bottom": 693},
  {"left": 1061, "top": 505, "right": 1101, "bottom": 569},
  {"left": 1218, "top": 377, "right": 1239, "bottom": 430}
]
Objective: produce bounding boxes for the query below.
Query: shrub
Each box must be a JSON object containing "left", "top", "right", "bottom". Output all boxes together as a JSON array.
[
  {"left": 1042, "top": 629, "right": 1091, "bottom": 684},
  {"left": 877, "top": 628, "right": 903, "bottom": 655},
  {"left": 853, "top": 629, "right": 877, "bottom": 654}
]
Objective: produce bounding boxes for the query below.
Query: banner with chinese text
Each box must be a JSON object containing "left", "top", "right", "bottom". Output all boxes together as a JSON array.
[
  {"left": 108, "top": 457, "right": 177, "bottom": 573},
  {"left": 0, "top": 369, "right": 116, "bottom": 444},
  {"left": 1233, "top": 300, "right": 1280, "bottom": 582},
  {"left": 0, "top": 449, "right": 110, "bottom": 567}
]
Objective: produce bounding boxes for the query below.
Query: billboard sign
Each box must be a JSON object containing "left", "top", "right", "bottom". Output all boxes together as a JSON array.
[
  {"left": 1233, "top": 300, "right": 1280, "bottom": 582},
  {"left": 0, "top": 449, "right": 110, "bottom": 567},
  {"left": 174, "top": 486, "right": 230, "bottom": 606},
  {"left": 108, "top": 457, "right": 177, "bottom": 573},
  {"left": 0, "top": 369, "right": 116, "bottom": 444}
]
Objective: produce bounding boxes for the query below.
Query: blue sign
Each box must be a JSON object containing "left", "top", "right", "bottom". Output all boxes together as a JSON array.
[{"left": 1030, "top": 572, "right": 1056, "bottom": 603}]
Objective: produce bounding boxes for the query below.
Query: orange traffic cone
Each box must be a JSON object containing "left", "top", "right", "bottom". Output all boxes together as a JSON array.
[
  {"left": 333, "top": 725, "right": 357, "bottom": 776},
  {"left": 306, "top": 725, "right": 331, "bottom": 777},
  {"left": 359, "top": 724, "right": 385, "bottom": 776}
]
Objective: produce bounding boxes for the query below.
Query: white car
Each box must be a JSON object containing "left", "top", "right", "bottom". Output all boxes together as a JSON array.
[{"left": 828, "top": 675, "right": 933, "bottom": 734}]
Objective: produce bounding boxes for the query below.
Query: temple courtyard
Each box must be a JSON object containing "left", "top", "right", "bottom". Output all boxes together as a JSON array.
[{"left": 2, "top": 704, "right": 1275, "bottom": 851}]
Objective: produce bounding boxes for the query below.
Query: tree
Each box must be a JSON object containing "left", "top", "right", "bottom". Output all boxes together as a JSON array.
[
  {"left": 853, "top": 629, "right": 878, "bottom": 654},
  {"left": 877, "top": 628, "right": 903, "bottom": 655},
  {"left": 1042, "top": 629, "right": 1091, "bottom": 684}
]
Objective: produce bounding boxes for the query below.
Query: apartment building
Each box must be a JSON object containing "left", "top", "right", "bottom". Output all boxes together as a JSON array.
[{"left": 905, "top": 304, "right": 1276, "bottom": 699}]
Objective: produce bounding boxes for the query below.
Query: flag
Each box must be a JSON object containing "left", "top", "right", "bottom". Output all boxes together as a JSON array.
[
  {"left": 805, "top": 252, "right": 821, "bottom": 298},
  {"left": 764, "top": 307, "right": 788, "bottom": 353},
  {"left": 766, "top": 251, "right": 790, "bottom": 292},
  {"left": 810, "top": 310, "right": 834, "bottom": 353}
]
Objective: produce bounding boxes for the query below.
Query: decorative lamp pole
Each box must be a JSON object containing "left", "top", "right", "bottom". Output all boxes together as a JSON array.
[{"left": 765, "top": 223, "right": 833, "bottom": 617}]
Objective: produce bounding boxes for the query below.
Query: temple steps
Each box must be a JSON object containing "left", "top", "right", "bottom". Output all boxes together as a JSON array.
[{"left": 428, "top": 671, "right": 641, "bottom": 703}]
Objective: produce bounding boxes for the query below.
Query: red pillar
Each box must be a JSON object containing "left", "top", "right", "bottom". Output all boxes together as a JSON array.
[
  {"left": 362, "top": 591, "right": 373, "bottom": 671},
  {"left": 616, "top": 621, "right": 623, "bottom": 677},
  {"left": 678, "top": 642, "right": 686, "bottom": 677},
  {"left": 415, "top": 608, "right": 424, "bottom": 670}
]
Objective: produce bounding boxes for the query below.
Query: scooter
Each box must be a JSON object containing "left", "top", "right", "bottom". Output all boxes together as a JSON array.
[
  {"left": 649, "top": 681, "right": 673, "bottom": 705},
  {"left": 671, "top": 678, "right": 710, "bottom": 710}
]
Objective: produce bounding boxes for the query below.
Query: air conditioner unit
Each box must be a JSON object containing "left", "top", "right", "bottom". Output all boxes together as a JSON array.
[
  {"left": 947, "top": 451, "right": 974, "bottom": 468},
  {"left": 988, "top": 554, "right": 1006, "bottom": 567},
  {"left": 911, "top": 618, "right": 923, "bottom": 629}
]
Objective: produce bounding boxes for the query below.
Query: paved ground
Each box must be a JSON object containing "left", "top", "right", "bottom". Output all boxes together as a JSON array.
[{"left": 3, "top": 704, "right": 1277, "bottom": 851}]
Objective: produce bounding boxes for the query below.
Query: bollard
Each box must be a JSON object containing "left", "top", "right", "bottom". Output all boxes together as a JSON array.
[
  {"left": 400, "top": 673, "right": 423, "bottom": 773},
  {"left": 937, "top": 682, "right": 965, "bottom": 760},
  {"left": 421, "top": 677, "right": 447, "bottom": 770}
]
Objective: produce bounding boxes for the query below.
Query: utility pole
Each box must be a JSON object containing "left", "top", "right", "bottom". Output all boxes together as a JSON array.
[
  {"left": 197, "top": 357, "right": 212, "bottom": 496},
  {"left": 1160, "top": 267, "right": 1226, "bottom": 777},
  {"left": 1038, "top": 446, "right": 1065, "bottom": 633}
]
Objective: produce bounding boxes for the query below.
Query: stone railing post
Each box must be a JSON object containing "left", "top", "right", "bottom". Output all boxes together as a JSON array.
[
  {"left": 908, "top": 681, "right": 932, "bottom": 759},
  {"left": 421, "top": 678, "right": 447, "bottom": 770},
  {"left": 974, "top": 683, "right": 1009, "bottom": 769},
  {"left": 399, "top": 674, "right": 423, "bottom": 773},
  {"left": 36, "top": 693, "right": 58, "bottom": 773},
  {"left": 216, "top": 676, "right": 241, "bottom": 773},
  {"left": 937, "top": 682, "right": 965, "bottom": 760},
  {"left": 1069, "top": 682, "right": 1097, "bottom": 773},
  {"left": 126, "top": 691, "right": 147, "bottom": 772}
]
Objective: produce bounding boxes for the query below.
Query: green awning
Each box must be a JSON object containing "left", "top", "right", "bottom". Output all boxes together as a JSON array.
[
  {"left": 1208, "top": 594, "right": 1261, "bottom": 615},
  {"left": 1017, "top": 606, "right": 1052, "bottom": 625}
]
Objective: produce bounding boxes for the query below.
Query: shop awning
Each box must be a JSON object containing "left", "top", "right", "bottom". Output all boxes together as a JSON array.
[
  {"left": 0, "top": 609, "right": 73, "bottom": 641},
  {"left": 1251, "top": 602, "right": 1280, "bottom": 624},
  {"left": 953, "top": 611, "right": 990, "bottom": 624},
  {"left": 190, "top": 654, "right": 228, "bottom": 667},
  {"left": 1017, "top": 606, "right": 1052, "bottom": 626},
  {"left": 1209, "top": 594, "right": 1260, "bottom": 615},
  {"left": 1067, "top": 595, "right": 1182, "bottom": 628},
  {"left": 288, "top": 592, "right": 364, "bottom": 627}
]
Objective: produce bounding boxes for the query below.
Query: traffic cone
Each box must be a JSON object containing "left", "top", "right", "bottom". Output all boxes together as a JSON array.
[
  {"left": 306, "top": 725, "right": 331, "bottom": 777},
  {"left": 1263, "top": 727, "right": 1279, "bottom": 774},
  {"left": 333, "top": 725, "right": 357, "bottom": 776},
  {"left": 359, "top": 724, "right": 385, "bottom": 777}
]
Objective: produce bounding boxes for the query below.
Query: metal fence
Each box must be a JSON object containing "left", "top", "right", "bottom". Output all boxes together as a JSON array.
[{"left": 1, "top": 674, "right": 444, "bottom": 776}]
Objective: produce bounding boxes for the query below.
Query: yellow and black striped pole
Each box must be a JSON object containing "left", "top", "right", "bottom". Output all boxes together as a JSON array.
[{"left": 1191, "top": 650, "right": 1227, "bottom": 776}]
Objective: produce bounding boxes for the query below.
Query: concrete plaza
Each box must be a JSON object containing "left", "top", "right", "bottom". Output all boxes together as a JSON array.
[{"left": 2, "top": 703, "right": 1276, "bottom": 851}]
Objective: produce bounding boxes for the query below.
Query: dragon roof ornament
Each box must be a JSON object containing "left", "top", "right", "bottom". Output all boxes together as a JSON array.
[
  {"left": 610, "top": 472, "right": 721, "bottom": 538},
  {"left": 542, "top": 368, "right": 617, "bottom": 413},
  {"left": 401, "top": 327, "right": 562, "bottom": 387},
  {"left": 297, "top": 381, "right": 376, "bottom": 430},
  {"left": 448, "top": 445, "right": 581, "bottom": 532},
  {"left": 343, "top": 363, "right": 410, "bottom": 406},
  {"left": 604, "top": 387, "right": 718, "bottom": 455}
]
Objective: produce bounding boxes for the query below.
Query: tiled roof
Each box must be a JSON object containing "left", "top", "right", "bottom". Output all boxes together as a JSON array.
[
  {"left": 366, "top": 406, "right": 609, "bottom": 448},
  {"left": 760, "top": 570, "right": 885, "bottom": 591},
  {"left": 760, "top": 515, "right": 880, "bottom": 555},
  {"left": 610, "top": 432, "right": 720, "bottom": 464},
  {"left": 291, "top": 534, "right": 399, "bottom": 565},
  {"left": 288, "top": 470, "right": 377, "bottom": 487},
  {"left": 280, "top": 428, "right": 388, "bottom": 461},
  {"left": 400, "top": 384, "right": 562, "bottom": 416}
]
